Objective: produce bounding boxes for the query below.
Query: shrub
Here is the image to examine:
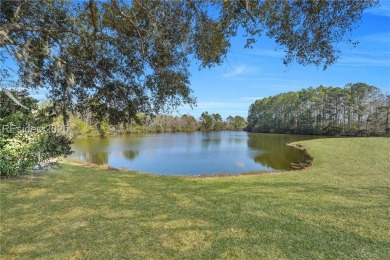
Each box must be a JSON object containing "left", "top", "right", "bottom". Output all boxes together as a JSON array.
[
  {"left": 0, "top": 131, "right": 72, "bottom": 177},
  {"left": 70, "top": 117, "right": 98, "bottom": 138},
  {"left": 0, "top": 132, "right": 40, "bottom": 176}
]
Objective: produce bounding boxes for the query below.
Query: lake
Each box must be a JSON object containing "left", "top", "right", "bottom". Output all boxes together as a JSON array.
[{"left": 70, "top": 131, "right": 321, "bottom": 175}]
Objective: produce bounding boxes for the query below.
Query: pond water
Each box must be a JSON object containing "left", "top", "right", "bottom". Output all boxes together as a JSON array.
[{"left": 70, "top": 131, "right": 321, "bottom": 175}]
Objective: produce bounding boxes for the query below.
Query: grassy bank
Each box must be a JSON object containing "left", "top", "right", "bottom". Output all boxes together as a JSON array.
[{"left": 1, "top": 138, "right": 389, "bottom": 259}]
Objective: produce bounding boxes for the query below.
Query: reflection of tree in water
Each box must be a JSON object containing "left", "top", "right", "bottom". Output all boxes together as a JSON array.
[
  {"left": 227, "top": 132, "right": 245, "bottom": 144},
  {"left": 72, "top": 137, "right": 110, "bottom": 151},
  {"left": 72, "top": 135, "right": 143, "bottom": 164},
  {"left": 123, "top": 150, "right": 139, "bottom": 160},
  {"left": 201, "top": 132, "right": 222, "bottom": 149},
  {"left": 247, "top": 133, "right": 318, "bottom": 170},
  {"left": 74, "top": 152, "right": 109, "bottom": 164}
]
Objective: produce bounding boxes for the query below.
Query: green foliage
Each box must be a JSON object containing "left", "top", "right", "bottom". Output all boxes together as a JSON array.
[
  {"left": 69, "top": 117, "right": 98, "bottom": 138},
  {"left": 248, "top": 83, "right": 389, "bottom": 136},
  {"left": 0, "top": 90, "right": 73, "bottom": 176},
  {"left": 0, "top": 89, "right": 38, "bottom": 136},
  {"left": 50, "top": 111, "right": 247, "bottom": 138},
  {"left": 0, "top": 131, "right": 72, "bottom": 177},
  {"left": 0, "top": 131, "right": 73, "bottom": 177},
  {"left": 0, "top": 132, "right": 37, "bottom": 176},
  {"left": 232, "top": 116, "right": 247, "bottom": 130},
  {"left": 100, "top": 121, "right": 110, "bottom": 136},
  {"left": 38, "top": 132, "right": 73, "bottom": 160},
  {"left": 179, "top": 114, "right": 198, "bottom": 132},
  {"left": 124, "top": 113, "right": 245, "bottom": 133},
  {"left": 199, "top": 112, "right": 213, "bottom": 131}
]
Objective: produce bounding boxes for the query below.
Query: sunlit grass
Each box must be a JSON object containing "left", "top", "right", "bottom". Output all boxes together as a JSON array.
[{"left": 1, "top": 138, "right": 389, "bottom": 259}]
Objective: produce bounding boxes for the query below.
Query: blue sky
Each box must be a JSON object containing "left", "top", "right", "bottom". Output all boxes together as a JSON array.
[{"left": 177, "top": 1, "right": 390, "bottom": 119}]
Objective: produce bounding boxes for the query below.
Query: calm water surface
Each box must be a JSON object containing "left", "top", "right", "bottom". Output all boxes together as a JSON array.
[{"left": 71, "top": 131, "right": 321, "bottom": 175}]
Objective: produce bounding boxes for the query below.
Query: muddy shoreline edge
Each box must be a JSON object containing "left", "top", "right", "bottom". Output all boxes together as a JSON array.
[{"left": 287, "top": 143, "right": 314, "bottom": 170}]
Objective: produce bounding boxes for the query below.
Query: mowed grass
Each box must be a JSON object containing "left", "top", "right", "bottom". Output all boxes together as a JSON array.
[{"left": 1, "top": 138, "right": 389, "bottom": 259}]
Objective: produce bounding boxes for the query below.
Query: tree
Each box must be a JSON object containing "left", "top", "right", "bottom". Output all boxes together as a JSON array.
[
  {"left": 226, "top": 115, "right": 234, "bottom": 130},
  {"left": 199, "top": 112, "right": 213, "bottom": 131},
  {"left": 247, "top": 83, "right": 388, "bottom": 136},
  {"left": 211, "top": 113, "right": 224, "bottom": 131},
  {"left": 232, "top": 116, "right": 247, "bottom": 131},
  {"left": 1, "top": 0, "right": 377, "bottom": 127},
  {"left": 384, "top": 95, "right": 390, "bottom": 135},
  {"left": 180, "top": 114, "right": 198, "bottom": 132}
]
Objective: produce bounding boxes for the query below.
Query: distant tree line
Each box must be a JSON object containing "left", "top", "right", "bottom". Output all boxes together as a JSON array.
[
  {"left": 247, "top": 83, "right": 390, "bottom": 136},
  {"left": 66, "top": 112, "right": 247, "bottom": 137}
]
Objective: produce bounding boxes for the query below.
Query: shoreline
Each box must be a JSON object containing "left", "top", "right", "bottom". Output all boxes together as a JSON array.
[
  {"left": 62, "top": 158, "right": 286, "bottom": 178},
  {"left": 61, "top": 150, "right": 312, "bottom": 179},
  {"left": 287, "top": 143, "right": 314, "bottom": 170}
]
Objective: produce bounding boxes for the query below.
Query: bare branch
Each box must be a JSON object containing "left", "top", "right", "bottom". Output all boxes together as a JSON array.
[{"left": 1, "top": 88, "right": 29, "bottom": 110}]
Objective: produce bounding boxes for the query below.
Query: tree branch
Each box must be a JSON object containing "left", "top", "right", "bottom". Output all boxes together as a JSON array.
[
  {"left": 111, "top": 0, "right": 146, "bottom": 56},
  {"left": 240, "top": 0, "right": 256, "bottom": 23},
  {"left": 89, "top": 0, "right": 99, "bottom": 36}
]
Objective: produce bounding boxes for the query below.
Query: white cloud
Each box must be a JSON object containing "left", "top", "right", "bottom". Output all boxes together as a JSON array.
[
  {"left": 332, "top": 31, "right": 390, "bottom": 68},
  {"left": 359, "top": 32, "right": 390, "bottom": 44},
  {"left": 251, "top": 49, "right": 284, "bottom": 58},
  {"left": 222, "top": 65, "right": 247, "bottom": 78},
  {"left": 339, "top": 56, "right": 390, "bottom": 67},
  {"left": 221, "top": 65, "right": 261, "bottom": 78},
  {"left": 365, "top": 1, "right": 390, "bottom": 17},
  {"left": 337, "top": 47, "right": 390, "bottom": 67}
]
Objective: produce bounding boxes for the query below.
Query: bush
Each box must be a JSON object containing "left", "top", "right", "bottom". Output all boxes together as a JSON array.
[
  {"left": 69, "top": 117, "right": 98, "bottom": 138},
  {"left": 0, "top": 132, "right": 40, "bottom": 176},
  {"left": 0, "top": 90, "right": 73, "bottom": 177},
  {"left": 0, "top": 131, "right": 72, "bottom": 177}
]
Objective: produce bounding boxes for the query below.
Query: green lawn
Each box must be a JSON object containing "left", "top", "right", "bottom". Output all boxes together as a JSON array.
[{"left": 1, "top": 138, "right": 389, "bottom": 259}]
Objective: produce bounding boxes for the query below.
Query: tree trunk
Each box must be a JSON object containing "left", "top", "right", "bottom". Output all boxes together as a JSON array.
[
  {"left": 62, "top": 109, "right": 69, "bottom": 133},
  {"left": 386, "top": 107, "right": 390, "bottom": 135}
]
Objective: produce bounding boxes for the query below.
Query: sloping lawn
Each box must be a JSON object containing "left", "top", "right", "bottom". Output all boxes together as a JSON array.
[{"left": 1, "top": 138, "right": 389, "bottom": 259}]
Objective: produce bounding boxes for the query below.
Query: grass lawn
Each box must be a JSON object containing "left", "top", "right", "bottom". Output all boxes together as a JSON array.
[{"left": 1, "top": 137, "right": 389, "bottom": 259}]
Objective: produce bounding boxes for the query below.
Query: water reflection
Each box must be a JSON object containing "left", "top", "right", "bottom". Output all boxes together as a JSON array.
[
  {"left": 71, "top": 131, "right": 321, "bottom": 175},
  {"left": 247, "top": 133, "right": 317, "bottom": 170},
  {"left": 75, "top": 152, "right": 109, "bottom": 164},
  {"left": 123, "top": 150, "right": 139, "bottom": 160},
  {"left": 201, "top": 132, "right": 222, "bottom": 150}
]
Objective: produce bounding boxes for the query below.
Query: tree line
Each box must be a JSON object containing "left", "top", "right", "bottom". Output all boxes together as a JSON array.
[
  {"left": 63, "top": 110, "right": 247, "bottom": 137},
  {"left": 247, "top": 83, "right": 390, "bottom": 136}
]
